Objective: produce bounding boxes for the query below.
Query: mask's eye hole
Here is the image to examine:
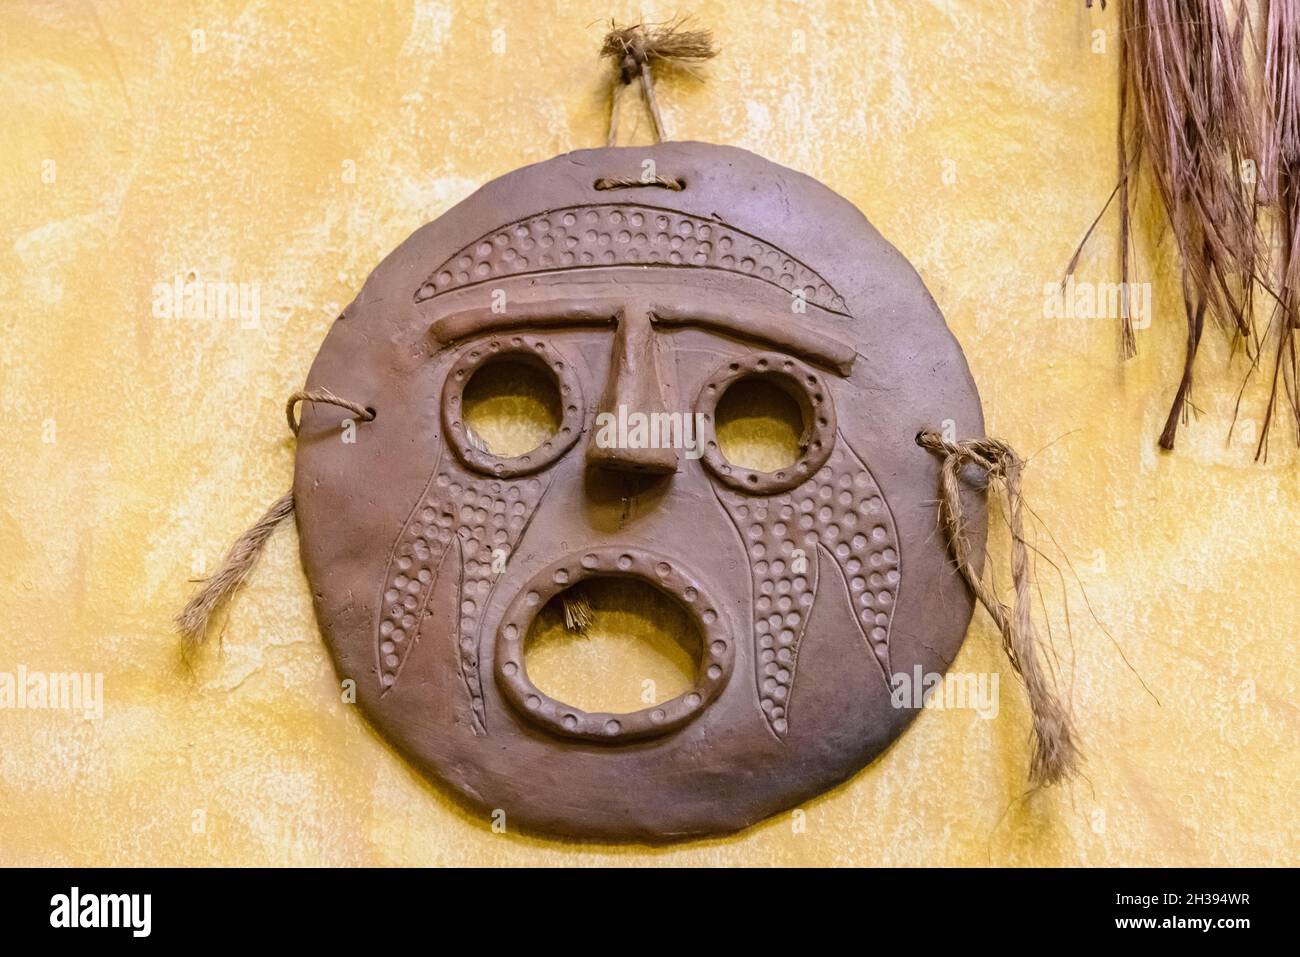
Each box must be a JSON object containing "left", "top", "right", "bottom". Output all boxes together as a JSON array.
[
  {"left": 697, "top": 353, "right": 836, "bottom": 494},
  {"left": 463, "top": 357, "right": 562, "bottom": 457},
  {"left": 444, "top": 337, "right": 584, "bottom": 477},
  {"left": 714, "top": 377, "right": 804, "bottom": 473}
]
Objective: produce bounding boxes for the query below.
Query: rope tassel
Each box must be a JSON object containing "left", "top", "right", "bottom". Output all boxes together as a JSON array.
[
  {"left": 917, "top": 430, "right": 1082, "bottom": 787},
  {"left": 175, "top": 491, "right": 295, "bottom": 650},
  {"left": 600, "top": 19, "right": 716, "bottom": 147},
  {"left": 176, "top": 388, "right": 374, "bottom": 651}
]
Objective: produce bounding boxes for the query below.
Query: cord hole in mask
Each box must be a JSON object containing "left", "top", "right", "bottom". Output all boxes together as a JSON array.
[
  {"left": 523, "top": 578, "right": 701, "bottom": 715},
  {"left": 461, "top": 356, "right": 563, "bottom": 458},
  {"left": 714, "top": 375, "right": 805, "bottom": 473}
]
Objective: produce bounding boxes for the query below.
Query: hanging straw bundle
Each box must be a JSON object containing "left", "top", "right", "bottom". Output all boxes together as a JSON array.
[
  {"left": 1072, "top": 1, "right": 1269, "bottom": 450},
  {"left": 1257, "top": 0, "right": 1300, "bottom": 456},
  {"left": 599, "top": 18, "right": 717, "bottom": 147}
]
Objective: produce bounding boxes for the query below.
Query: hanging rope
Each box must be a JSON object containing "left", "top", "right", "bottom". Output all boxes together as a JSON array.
[
  {"left": 286, "top": 387, "right": 373, "bottom": 435},
  {"left": 916, "top": 430, "right": 1082, "bottom": 787},
  {"left": 600, "top": 20, "right": 716, "bottom": 147},
  {"left": 176, "top": 388, "right": 374, "bottom": 651},
  {"left": 176, "top": 491, "right": 295, "bottom": 650}
]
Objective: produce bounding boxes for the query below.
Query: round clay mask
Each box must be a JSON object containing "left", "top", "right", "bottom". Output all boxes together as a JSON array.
[{"left": 292, "top": 142, "right": 985, "bottom": 839}]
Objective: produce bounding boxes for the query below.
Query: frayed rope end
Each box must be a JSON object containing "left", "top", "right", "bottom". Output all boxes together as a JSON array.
[
  {"left": 175, "top": 490, "right": 296, "bottom": 653},
  {"left": 1029, "top": 700, "right": 1082, "bottom": 788},
  {"left": 917, "top": 429, "right": 1083, "bottom": 788},
  {"left": 599, "top": 18, "right": 717, "bottom": 79},
  {"left": 562, "top": 590, "right": 594, "bottom": 633}
]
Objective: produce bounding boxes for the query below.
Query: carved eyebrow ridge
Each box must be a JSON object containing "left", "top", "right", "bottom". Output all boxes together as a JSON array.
[
  {"left": 428, "top": 301, "right": 619, "bottom": 345},
  {"left": 648, "top": 304, "right": 855, "bottom": 376},
  {"left": 428, "top": 299, "right": 856, "bottom": 376}
]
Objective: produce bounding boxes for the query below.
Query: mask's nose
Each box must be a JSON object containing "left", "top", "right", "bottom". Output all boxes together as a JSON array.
[{"left": 587, "top": 308, "right": 678, "bottom": 475}]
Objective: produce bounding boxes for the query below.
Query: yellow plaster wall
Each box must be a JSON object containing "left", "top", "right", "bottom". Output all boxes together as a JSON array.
[{"left": 1, "top": 0, "right": 1295, "bottom": 866}]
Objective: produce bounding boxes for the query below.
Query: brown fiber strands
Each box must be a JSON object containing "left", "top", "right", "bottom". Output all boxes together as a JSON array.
[
  {"left": 917, "top": 432, "right": 1082, "bottom": 787},
  {"left": 1074, "top": 1, "right": 1293, "bottom": 451},
  {"left": 1258, "top": 0, "right": 1300, "bottom": 456}
]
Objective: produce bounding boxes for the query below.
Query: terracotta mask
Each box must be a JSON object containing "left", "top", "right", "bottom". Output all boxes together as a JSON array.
[{"left": 292, "top": 142, "right": 986, "bottom": 838}]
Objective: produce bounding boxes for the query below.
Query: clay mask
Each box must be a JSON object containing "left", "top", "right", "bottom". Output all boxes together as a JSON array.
[{"left": 292, "top": 142, "right": 986, "bottom": 839}]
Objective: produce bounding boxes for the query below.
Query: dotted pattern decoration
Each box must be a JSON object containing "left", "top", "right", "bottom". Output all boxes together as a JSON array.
[
  {"left": 494, "top": 547, "right": 735, "bottom": 742},
  {"left": 413, "top": 204, "right": 849, "bottom": 315},
  {"left": 715, "top": 440, "right": 900, "bottom": 737},
  {"left": 376, "top": 454, "right": 549, "bottom": 733}
]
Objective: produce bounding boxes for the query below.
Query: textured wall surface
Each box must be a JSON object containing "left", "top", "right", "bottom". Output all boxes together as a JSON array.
[{"left": 1, "top": 0, "right": 1296, "bottom": 866}]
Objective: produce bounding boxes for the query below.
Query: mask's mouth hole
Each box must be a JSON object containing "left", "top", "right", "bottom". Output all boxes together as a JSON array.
[
  {"left": 523, "top": 577, "right": 702, "bottom": 715},
  {"left": 461, "top": 356, "right": 562, "bottom": 457},
  {"left": 714, "top": 374, "right": 806, "bottom": 472}
]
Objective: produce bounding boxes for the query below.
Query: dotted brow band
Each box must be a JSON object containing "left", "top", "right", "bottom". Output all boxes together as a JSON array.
[{"left": 414, "top": 203, "right": 848, "bottom": 315}]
